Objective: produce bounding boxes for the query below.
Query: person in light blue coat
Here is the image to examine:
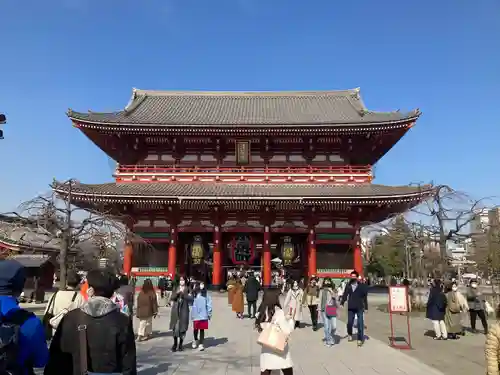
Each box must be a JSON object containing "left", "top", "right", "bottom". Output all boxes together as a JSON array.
[{"left": 191, "top": 282, "right": 212, "bottom": 351}]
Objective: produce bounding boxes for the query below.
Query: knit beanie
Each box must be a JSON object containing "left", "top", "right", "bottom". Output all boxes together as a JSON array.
[{"left": 0, "top": 260, "right": 26, "bottom": 295}]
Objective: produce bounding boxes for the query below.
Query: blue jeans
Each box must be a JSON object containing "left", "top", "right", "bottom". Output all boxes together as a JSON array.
[
  {"left": 346, "top": 309, "right": 365, "bottom": 342},
  {"left": 322, "top": 311, "right": 337, "bottom": 345}
]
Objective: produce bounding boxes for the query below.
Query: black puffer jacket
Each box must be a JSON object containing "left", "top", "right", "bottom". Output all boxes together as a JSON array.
[{"left": 44, "top": 297, "right": 137, "bottom": 375}]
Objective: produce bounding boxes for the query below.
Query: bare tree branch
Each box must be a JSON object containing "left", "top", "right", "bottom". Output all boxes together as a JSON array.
[{"left": 2, "top": 179, "right": 150, "bottom": 289}]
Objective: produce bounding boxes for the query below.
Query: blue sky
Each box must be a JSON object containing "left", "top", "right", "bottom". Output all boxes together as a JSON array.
[{"left": 0, "top": 0, "right": 499, "bottom": 213}]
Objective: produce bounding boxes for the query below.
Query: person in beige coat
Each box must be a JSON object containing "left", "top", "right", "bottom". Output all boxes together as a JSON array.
[
  {"left": 485, "top": 304, "right": 500, "bottom": 375},
  {"left": 284, "top": 280, "right": 304, "bottom": 328},
  {"left": 43, "top": 271, "right": 85, "bottom": 333},
  {"left": 302, "top": 277, "right": 320, "bottom": 331}
]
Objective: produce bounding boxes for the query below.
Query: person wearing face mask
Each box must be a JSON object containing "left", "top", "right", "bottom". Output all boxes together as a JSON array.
[
  {"left": 444, "top": 282, "right": 468, "bottom": 339},
  {"left": 284, "top": 280, "right": 304, "bottom": 329},
  {"left": 191, "top": 282, "right": 212, "bottom": 351},
  {"left": 169, "top": 277, "right": 193, "bottom": 351},
  {"left": 340, "top": 271, "right": 368, "bottom": 346},
  {"left": 467, "top": 280, "right": 488, "bottom": 334},
  {"left": 302, "top": 276, "right": 320, "bottom": 331}
]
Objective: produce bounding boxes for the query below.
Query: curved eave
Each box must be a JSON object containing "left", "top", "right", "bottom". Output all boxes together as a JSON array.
[
  {"left": 52, "top": 187, "right": 434, "bottom": 205},
  {"left": 68, "top": 114, "right": 421, "bottom": 133}
]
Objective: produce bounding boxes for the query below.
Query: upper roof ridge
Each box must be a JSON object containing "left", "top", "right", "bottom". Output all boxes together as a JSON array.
[{"left": 133, "top": 88, "right": 361, "bottom": 97}]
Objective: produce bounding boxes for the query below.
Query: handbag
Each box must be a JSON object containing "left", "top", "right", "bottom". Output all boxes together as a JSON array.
[
  {"left": 325, "top": 293, "right": 337, "bottom": 318},
  {"left": 257, "top": 316, "right": 288, "bottom": 352},
  {"left": 42, "top": 291, "right": 58, "bottom": 340},
  {"left": 49, "top": 291, "right": 78, "bottom": 329}
]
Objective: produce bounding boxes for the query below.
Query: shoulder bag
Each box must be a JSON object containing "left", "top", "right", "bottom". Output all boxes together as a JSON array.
[
  {"left": 257, "top": 313, "right": 288, "bottom": 352},
  {"left": 42, "top": 291, "right": 58, "bottom": 340},
  {"left": 325, "top": 292, "right": 337, "bottom": 318},
  {"left": 49, "top": 291, "right": 78, "bottom": 329}
]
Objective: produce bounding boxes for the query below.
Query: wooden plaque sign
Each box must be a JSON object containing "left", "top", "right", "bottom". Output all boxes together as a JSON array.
[{"left": 236, "top": 140, "right": 250, "bottom": 165}]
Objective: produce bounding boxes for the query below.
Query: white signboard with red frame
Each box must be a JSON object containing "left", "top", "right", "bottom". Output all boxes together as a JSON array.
[{"left": 389, "top": 286, "right": 409, "bottom": 313}]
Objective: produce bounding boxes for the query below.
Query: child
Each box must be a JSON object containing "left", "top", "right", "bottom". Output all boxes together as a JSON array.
[{"left": 191, "top": 282, "right": 213, "bottom": 351}]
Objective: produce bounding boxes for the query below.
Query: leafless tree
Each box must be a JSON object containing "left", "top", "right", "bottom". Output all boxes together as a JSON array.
[
  {"left": 409, "top": 185, "right": 489, "bottom": 261},
  {"left": 4, "top": 179, "right": 147, "bottom": 289}
]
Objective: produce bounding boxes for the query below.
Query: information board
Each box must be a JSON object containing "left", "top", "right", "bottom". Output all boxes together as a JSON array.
[{"left": 389, "top": 286, "right": 409, "bottom": 313}]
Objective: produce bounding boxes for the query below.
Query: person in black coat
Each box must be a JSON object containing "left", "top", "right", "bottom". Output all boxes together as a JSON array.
[
  {"left": 243, "top": 273, "right": 261, "bottom": 318},
  {"left": 340, "top": 270, "right": 369, "bottom": 346},
  {"left": 426, "top": 279, "right": 448, "bottom": 340},
  {"left": 44, "top": 269, "right": 137, "bottom": 375}
]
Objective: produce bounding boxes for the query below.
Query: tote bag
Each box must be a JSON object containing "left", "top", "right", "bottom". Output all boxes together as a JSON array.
[
  {"left": 257, "top": 317, "right": 288, "bottom": 352},
  {"left": 49, "top": 291, "right": 79, "bottom": 329}
]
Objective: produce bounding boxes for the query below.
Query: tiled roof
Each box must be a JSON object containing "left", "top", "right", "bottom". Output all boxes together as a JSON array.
[
  {"left": 52, "top": 182, "right": 433, "bottom": 201},
  {"left": 67, "top": 89, "right": 420, "bottom": 127}
]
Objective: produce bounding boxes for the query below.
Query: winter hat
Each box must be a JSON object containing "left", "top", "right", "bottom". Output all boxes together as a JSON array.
[{"left": 0, "top": 260, "right": 26, "bottom": 295}]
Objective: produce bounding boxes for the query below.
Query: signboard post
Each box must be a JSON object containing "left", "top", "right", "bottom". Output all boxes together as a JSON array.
[{"left": 388, "top": 285, "right": 412, "bottom": 349}]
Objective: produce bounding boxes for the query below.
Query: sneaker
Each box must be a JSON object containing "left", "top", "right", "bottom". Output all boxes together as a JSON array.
[
  {"left": 433, "top": 336, "right": 442, "bottom": 340},
  {"left": 348, "top": 335, "right": 354, "bottom": 342},
  {"left": 192, "top": 341, "right": 198, "bottom": 349},
  {"left": 198, "top": 344, "right": 205, "bottom": 351},
  {"left": 357, "top": 340, "right": 364, "bottom": 347},
  {"left": 171, "top": 345, "right": 177, "bottom": 352}
]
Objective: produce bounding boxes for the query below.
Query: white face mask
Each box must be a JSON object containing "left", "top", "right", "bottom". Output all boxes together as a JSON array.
[
  {"left": 452, "top": 286, "right": 458, "bottom": 292},
  {"left": 179, "top": 280, "right": 185, "bottom": 286},
  {"left": 200, "top": 283, "right": 205, "bottom": 290},
  {"left": 292, "top": 283, "right": 298, "bottom": 290},
  {"left": 471, "top": 283, "right": 477, "bottom": 289}
]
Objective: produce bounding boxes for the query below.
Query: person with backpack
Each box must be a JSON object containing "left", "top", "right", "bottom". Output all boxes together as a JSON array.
[
  {"left": 44, "top": 269, "right": 137, "bottom": 375},
  {"left": 320, "top": 278, "right": 338, "bottom": 347},
  {"left": 0, "top": 259, "right": 49, "bottom": 375}
]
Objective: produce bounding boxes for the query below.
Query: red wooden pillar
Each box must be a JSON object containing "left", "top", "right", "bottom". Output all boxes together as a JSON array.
[
  {"left": 122, "top": 242, "right": 133, "bottom": 276},
  {"left": 263, "top": 226, "right": 272, "bottom": 287},
  {"left": 212, "top": 225, "right": 222, "bottom": 289},
  {"left": 308, "top": 228, "right": 317, "bottom": 277},
  {"left": 353, "top": 224, "right": 363, "bottom": 277},
  {"left": 168, "top": 226, "right": 177, "bottom": 277}
]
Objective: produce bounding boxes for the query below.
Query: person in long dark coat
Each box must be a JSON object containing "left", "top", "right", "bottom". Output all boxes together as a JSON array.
[
  {"left": 169, "top": 277, "right": 193, "bottom": 352},
  {"left": 426, "top": 279, "right": 448, "bottom": 340}
]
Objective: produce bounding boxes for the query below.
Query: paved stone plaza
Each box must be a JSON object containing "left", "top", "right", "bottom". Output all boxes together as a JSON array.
[{"left": 133, "top": 294, "right": 445, "bottom": 375}]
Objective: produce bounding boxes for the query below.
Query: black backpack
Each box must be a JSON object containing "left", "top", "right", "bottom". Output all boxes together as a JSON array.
[{"left": 0, "top": 305, "right": 34, "bottom": 375}]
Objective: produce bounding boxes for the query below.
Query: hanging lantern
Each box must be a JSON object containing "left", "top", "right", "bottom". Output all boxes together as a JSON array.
[
  {"left": 281, "top": 236, "right": 295, "bottom": 266},
  {"left": 190, "top": 235, "right": 204, "bottom": 265}
]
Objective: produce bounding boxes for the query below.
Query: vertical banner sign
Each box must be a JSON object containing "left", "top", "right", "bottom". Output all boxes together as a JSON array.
[
  {"left": 388, "top": 285, "right": 412, "bottom": 350},
  {"left": 236, "top": 140, "right": 250, "bottom": 165}
]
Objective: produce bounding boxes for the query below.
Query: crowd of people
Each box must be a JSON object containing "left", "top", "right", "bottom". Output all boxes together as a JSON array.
[
  {"left": 222, "top": 270, "right": 369, "bottom": 375},
  {"left": 425, "top": 278, "right": 491, "bottom": 340},
  {"left": 11, "top": 257, "right": 500, "bottom": 375}
]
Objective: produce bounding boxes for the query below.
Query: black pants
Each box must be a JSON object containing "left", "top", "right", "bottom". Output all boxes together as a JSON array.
[
  {"left": 248, "top": 300, "right": 257, "bottom": 317},
  {"left": 470, "top": 309, "right": 488, "bottom": 332},
  {"left": 308, "top": 305, "right": 318, "bottom": 328},
  {"left": 261, "top": 368, "right": 293, "bottom": 375},
  {"left": 193, "top": 329, "right": 205, "bottom": 344}
]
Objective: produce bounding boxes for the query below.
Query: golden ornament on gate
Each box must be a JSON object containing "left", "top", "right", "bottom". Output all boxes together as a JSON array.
[
  {"left": 191, "top": 235, "right": 204, "bottom": 265},
  {"left": 281, "top": 236, "right": 295, "bottom": 266}
]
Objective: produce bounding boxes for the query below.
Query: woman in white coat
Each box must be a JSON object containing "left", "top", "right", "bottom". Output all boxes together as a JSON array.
[
  {"left": 283, "top": 280, "right": 304, "bottom": 328},
  {"left": 256, "top": 289, "right": 295, "bottom": 375}
]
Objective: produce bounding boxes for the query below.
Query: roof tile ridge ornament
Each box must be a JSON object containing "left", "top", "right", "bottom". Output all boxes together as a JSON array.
[{"left": 124, "top": 88, "right": 146, "bottom": 117}]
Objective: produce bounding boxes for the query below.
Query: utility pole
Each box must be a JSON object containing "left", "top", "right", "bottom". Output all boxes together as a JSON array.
[{"left": 0, "top": 113, "right": 6, "bottom": 139}]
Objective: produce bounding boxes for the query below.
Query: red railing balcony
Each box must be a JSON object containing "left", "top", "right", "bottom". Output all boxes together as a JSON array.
[{"left": 115, "top": 164, "right": 373, "bottom": 184}]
